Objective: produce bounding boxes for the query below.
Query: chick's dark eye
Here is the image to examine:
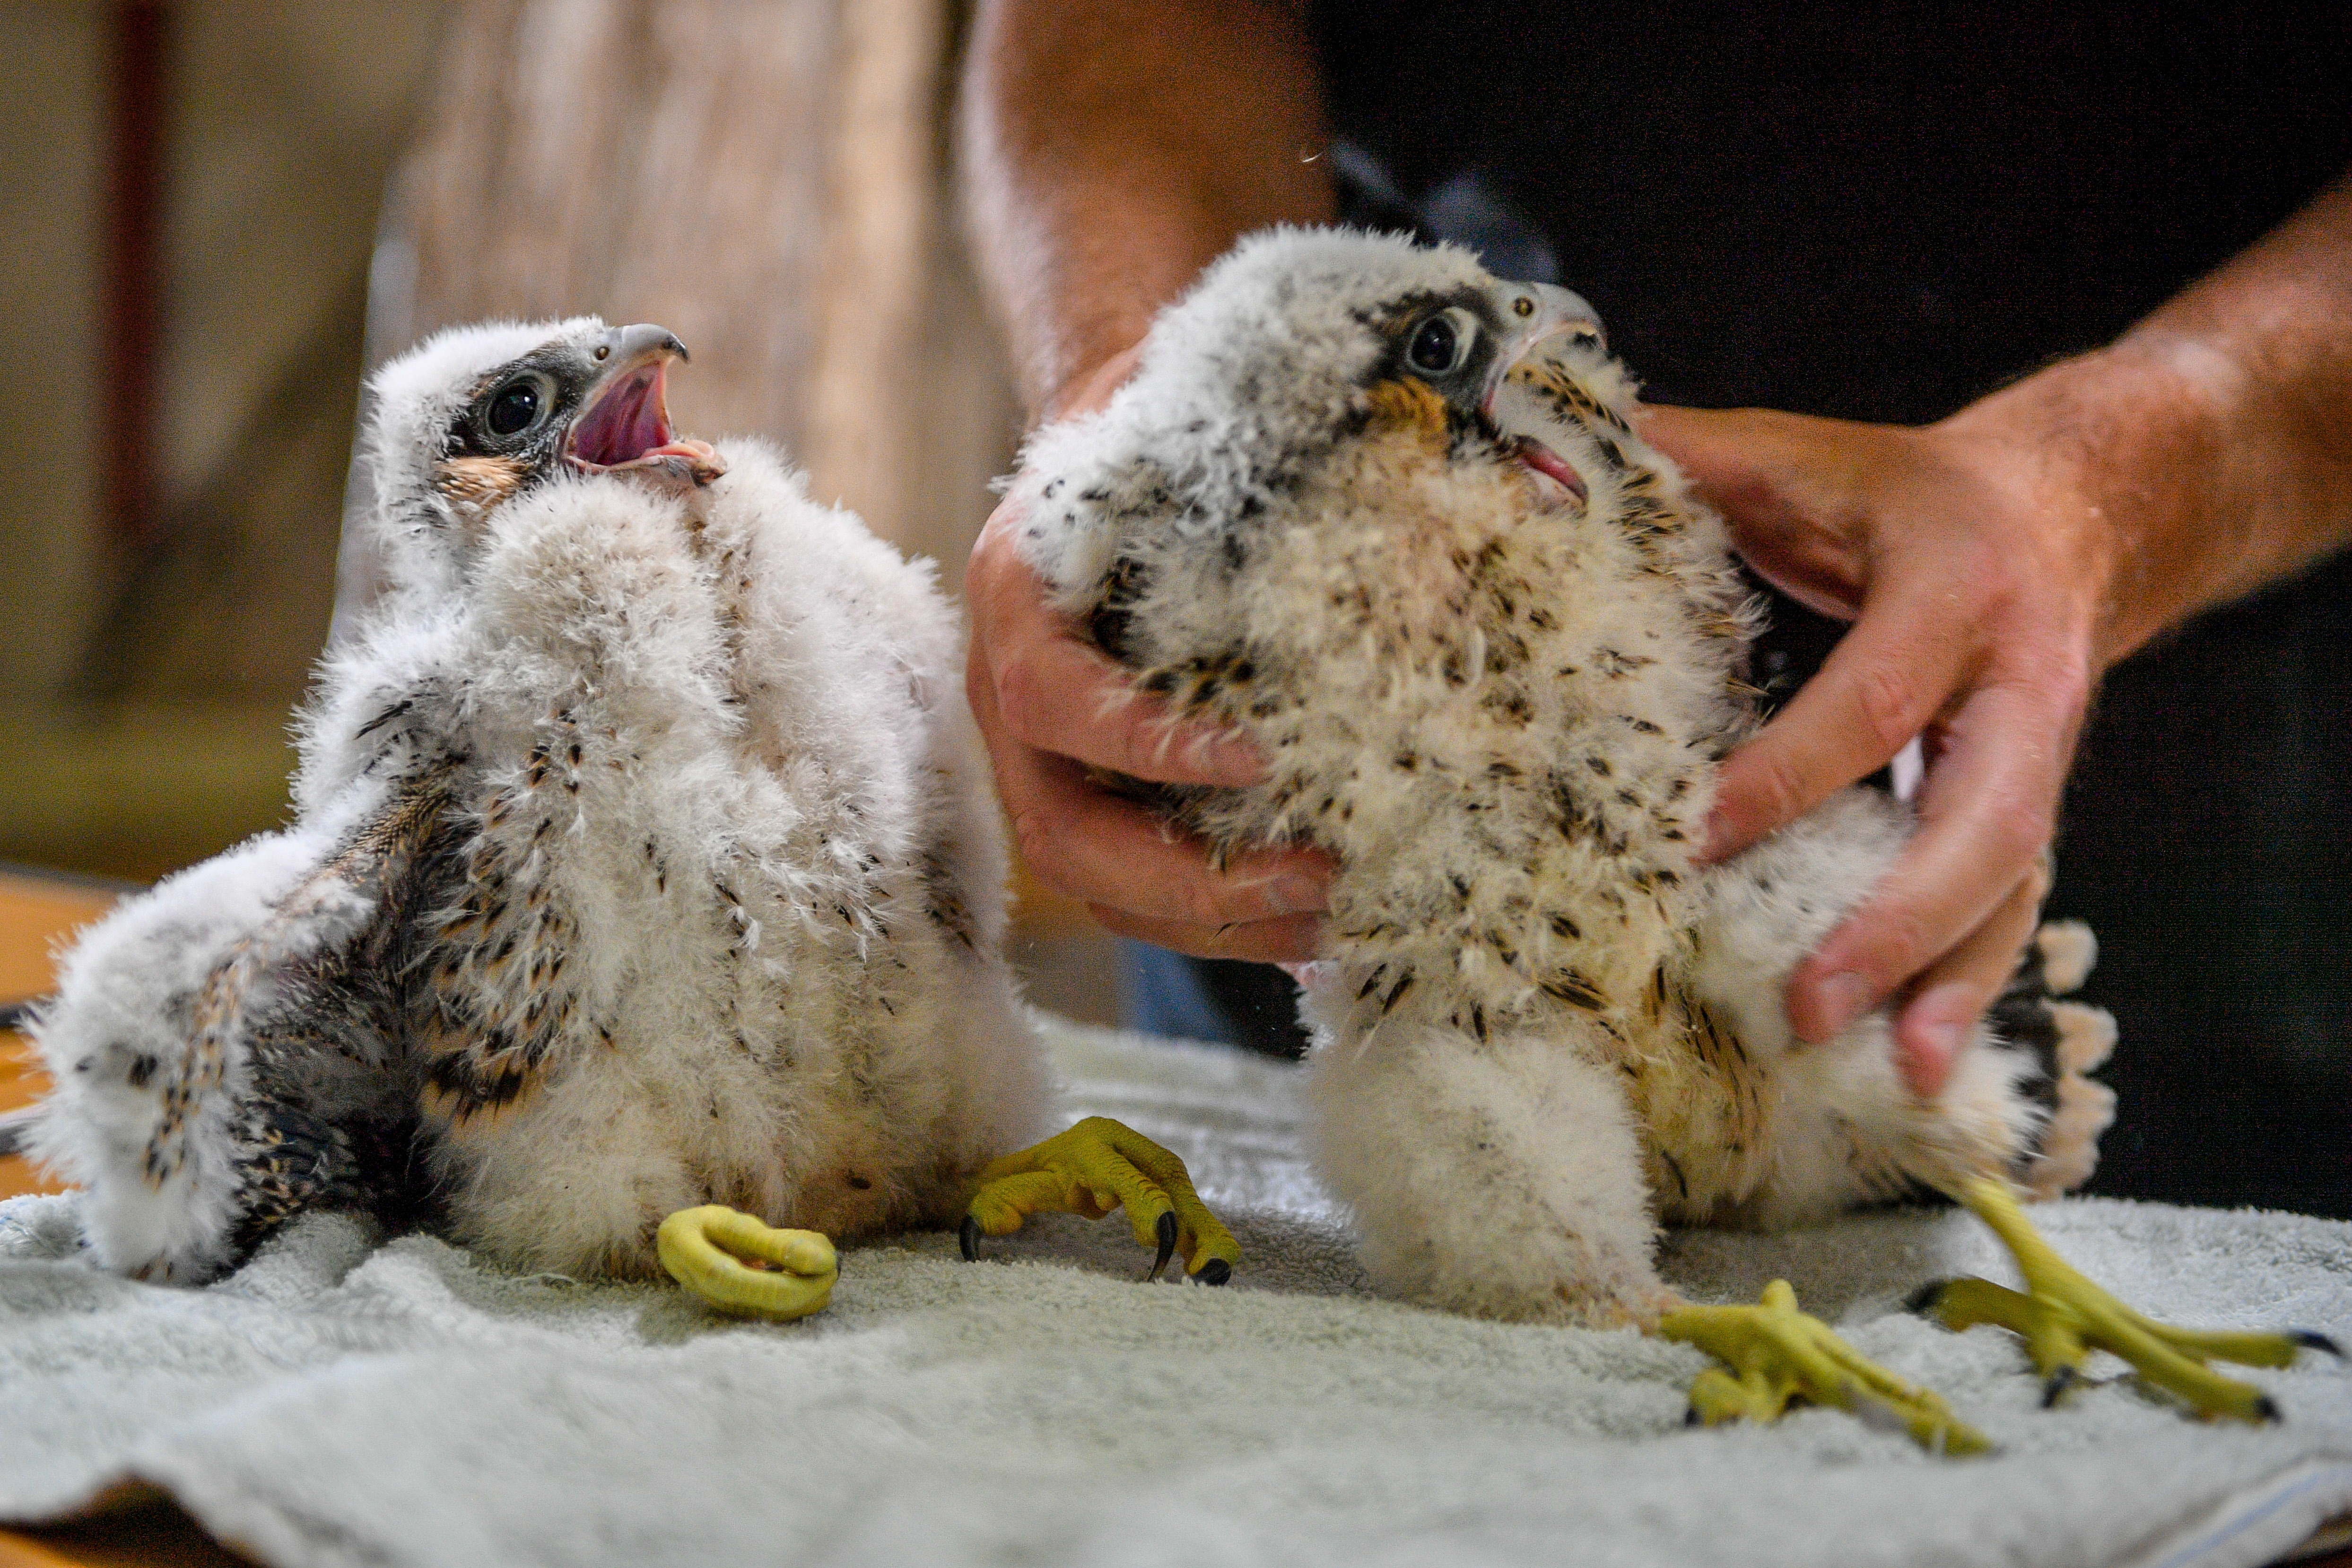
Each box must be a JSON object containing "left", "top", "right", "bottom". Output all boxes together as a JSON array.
[
  {"left": 1406, "top": 316, "right": 1456, "bottom": 375},
  {"left": 1407, "top": 310, "right": 1472, "bottom": 377},
  {"left": 486, "top": 379, "right": 543, "bottom": 437}
]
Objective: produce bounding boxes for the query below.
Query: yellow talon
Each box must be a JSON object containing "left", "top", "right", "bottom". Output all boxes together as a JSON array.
[
  {"left": 1909, "top": 1177, "right": 2330, "bottom": 1424},
  {"left": 657, "top": 1205, "right": 838, "bottom": 1320},
  {"left": 1663, "top": 1279, "right": 1991, "bottom": 1456},
  {"left": 962, "top": 1116, "right": 1243, "bottom": 1283}
]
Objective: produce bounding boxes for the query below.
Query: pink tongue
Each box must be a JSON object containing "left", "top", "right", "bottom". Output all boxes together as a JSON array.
[{"left": 1520, "top": 442, "right": 1588, "bottom": 502}]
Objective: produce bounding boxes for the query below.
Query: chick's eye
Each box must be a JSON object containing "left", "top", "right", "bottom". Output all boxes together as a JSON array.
[
  {"left": 485, "top": 375, "right": 549, "bottom": 438},
  {"left": 1407, "top": 314, "right": 1464, "bottom": 377}
]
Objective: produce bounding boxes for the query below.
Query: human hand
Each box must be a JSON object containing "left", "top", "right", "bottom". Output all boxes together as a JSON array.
[
  {"left": 1639, "top": 398, "right": 2117, "bottom": 1098},
  {"left": 966, "top": 351, "right": 1333, "bottom": 962}
]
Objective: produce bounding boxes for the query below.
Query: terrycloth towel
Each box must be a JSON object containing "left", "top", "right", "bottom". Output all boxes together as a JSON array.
[{"left": 2, "top": 1018, "right": 2347, "bottom": 1568}]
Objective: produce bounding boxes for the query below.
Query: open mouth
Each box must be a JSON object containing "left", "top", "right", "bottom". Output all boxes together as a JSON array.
[
  {"left": 566, "top": 357, "right": 725, "bottom": 484},
  {"left": 1514, "top": 437, "right": 1588, "bottom": 507}
]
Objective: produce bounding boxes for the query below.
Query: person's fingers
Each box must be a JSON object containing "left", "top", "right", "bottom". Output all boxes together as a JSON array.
[
  {"left": 1701, "top": 568, "right": 1987, "bottom": 863},
  {"left": 1008, "top": 751, "right": 1332, "bottom": 927},
  {"left": 1785, "top": 650, "right": 2086, "bottom": 1044},
  {"left": 1650, "top": 401, "right": 2108, "bottom": 1086},
  {"left": 967, "top": 498, "right": 1265, "bottom": 788},
  {"left": 962, "top": 372, "right": 1322, "bottom": 937},
  {"left": 1887, "top": 862, "right": 2050, "bottom": 1099},
  {"left": 1656, "top": 407, "right": 2016, "bottom": 864},
  {"left": 968, "top": 615, "right": 1332, "bottom": 927},
  {"left": 1086, "top": 902, "right": 1324, "bottom": 966},
  {"left": 1043, "top": 343, "right": 1144, "bottom": 422}
]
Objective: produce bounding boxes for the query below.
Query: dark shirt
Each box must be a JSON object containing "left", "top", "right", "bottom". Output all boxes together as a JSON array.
[
  {"left": 1286, "top": 0, "right": 2352, "bottom": 1214},
  {"left": 1315, "top": 1, "right": 2352, "bottom": 422}
]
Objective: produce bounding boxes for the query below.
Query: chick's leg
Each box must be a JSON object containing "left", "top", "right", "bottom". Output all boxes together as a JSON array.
[
  {"left": 1662, "top": 1280, "right": 1992, "bottom": 1454},
  {"left": 960, "top": 1116, "right": 1241, "bottom": 1283},
  {"left": 1294, "top": 994, "right": 1985, "bottom": 1449},
  {"left": 1911, "top": 1176, "right": 2340, "bottom": 1420}
]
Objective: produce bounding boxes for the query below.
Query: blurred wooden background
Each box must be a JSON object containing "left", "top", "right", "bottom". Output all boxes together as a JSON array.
[
  {"left": 0, "top": 0, "right": 1110, "bottom": 1015},
  {"left": 344, "top": 0, "right": 1017, "bottom": 619}
]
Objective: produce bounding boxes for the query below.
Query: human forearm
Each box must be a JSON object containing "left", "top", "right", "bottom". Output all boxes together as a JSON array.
[
  {"left": 962, "top": 0, "right": 1334, "bottom": 418},
  {"left": 959, "top": 1, "right": 1339, "bottom": 962},
  {"left": 1952, "top": 171, "right": 2352, "bottom": 667}
]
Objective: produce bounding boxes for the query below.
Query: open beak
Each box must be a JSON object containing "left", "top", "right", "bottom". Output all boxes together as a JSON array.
[
  {"left": 1482, "top": 282, "right": 1606, "bottom": 508},
  {"left": 565, "top": 322, "right": 726, "bottom": 486}
]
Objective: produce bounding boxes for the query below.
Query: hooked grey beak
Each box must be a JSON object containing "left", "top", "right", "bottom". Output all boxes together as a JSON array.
[
  {"left": 566, "top": 322, "right": 725, "bottom": 485},
  {"left": 1481, "top": 283, "right": 1606, "bottom": 414},
  {"left": 594, "top": 322, "right": 689, "bottom": 371},
  {"left": 1481, "top": 283, "right": 1605, "bottom": 507}
]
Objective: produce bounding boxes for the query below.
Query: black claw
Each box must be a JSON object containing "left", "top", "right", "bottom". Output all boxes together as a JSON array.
[
  {"left": 1194, "top": 1258, "right": 1231, "bottom": 1287},
  {"left": 2255, "top": 1394, "right": 2282, "bottom": 1424},
  {"left": 1146, "top": 1211, "right": 1177, "bottom": 1283},
  {"left": 2290, "top": 1330, "right": 2343, "bottom": 1359},
  {"left": 1683, "top": 1404, "right": 1702, "bottom": 1428},
  {"left": 2040, "top": 1365, "right": 2078, "bottom": 1409},
  {"left": 958, "top": 1214, "right": 981, "bottom": 1262},
  {"left": 1903, "top": 1280, "right": 1952, "bottom": 1318}
]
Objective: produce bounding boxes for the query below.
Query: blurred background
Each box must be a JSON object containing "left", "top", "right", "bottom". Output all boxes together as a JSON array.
[{"left": 0, "top": 0, "right": 1118, "bottom": 1019}]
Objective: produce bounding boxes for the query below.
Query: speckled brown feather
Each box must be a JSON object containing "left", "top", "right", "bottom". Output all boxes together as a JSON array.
[{"left": 143, "top": 767, "right": 456, "bottom": 1192}]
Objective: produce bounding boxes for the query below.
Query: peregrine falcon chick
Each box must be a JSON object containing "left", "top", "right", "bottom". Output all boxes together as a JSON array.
[
  {"left": 21, "top": 319, "right": 1234, "bottom": 1297},
  {"left": 1010, "top": 229, "right": 2328, "bottom": 1439}
]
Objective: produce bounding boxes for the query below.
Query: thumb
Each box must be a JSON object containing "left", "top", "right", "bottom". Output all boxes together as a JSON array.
[
  {"left": 1636, "top": 403, "right": 1780, "bottom": 502},
  {"left": 1637, "top": 402, "right": 1874, "bottom": 621}
]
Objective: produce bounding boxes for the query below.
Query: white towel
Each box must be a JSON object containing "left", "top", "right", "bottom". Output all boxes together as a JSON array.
[{"left": 3, "top": 1018, "right": 2347, "bottom": 1568}]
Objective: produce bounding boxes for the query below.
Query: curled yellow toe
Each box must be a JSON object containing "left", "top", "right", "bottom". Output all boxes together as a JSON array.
[
  {"left": 658, "top": 1205, "right": 838, "bottom": 1320},
  {"left": 962, "top": 1116, "right": 1242, "bottom": 1283},
  {"left": 1663, "top": 1279, "right": 1991, "bottom": 1456},
  {"left": 1909, "top": 1177, "right": 2332, "bottom": 1424}
]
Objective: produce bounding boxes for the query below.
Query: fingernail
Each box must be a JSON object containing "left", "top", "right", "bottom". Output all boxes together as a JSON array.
[
  {"left": 1900, "top": 986, "right": 1974, "bottom": 1098},
  {"left": 1809, "top": 970, "right": 1876, "bottom": 1040},
  {"left": 1693, "top": 806, "right": 1735, "bottom": 864},
  {"left": 1212, "top": 728, "right": 1265, "bottom": 781},
  {"left": 1272, "top": 874, "right": 1327, "bottom": 914},
  {"left": 1904, "top": 1019, "right": 1964, "bottom": 1098},
  {"left": 1180, "top": 725, "right": 1255, "bottom": 782}
]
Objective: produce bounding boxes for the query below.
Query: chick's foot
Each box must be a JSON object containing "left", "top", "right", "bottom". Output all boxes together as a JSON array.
[
  {"left": 659, "top": 1205, "right": 839, "bottom": 1320},
  {"left": 961, "top": 1116, "right": 1241, "bottom": 1284},
  {"left": 1910, "top": 1176, "right": 2339, "bottom": 1422},
  {"left": 1663, "top": 1278, "right": 1991, "bottom": 1455}
]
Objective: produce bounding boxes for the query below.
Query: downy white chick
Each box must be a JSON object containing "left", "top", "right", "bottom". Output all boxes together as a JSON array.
[
  {"left": 1009, "top": 229, "right": 2327, "bottom": 1439},
  {"left": 22, "top": 319, "right": 1233, "bottom": 1297}
]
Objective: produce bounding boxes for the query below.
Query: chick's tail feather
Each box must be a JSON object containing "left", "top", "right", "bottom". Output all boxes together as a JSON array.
[{"left": 0, "top": 1104, "right": 34, "bottom": 1162}]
